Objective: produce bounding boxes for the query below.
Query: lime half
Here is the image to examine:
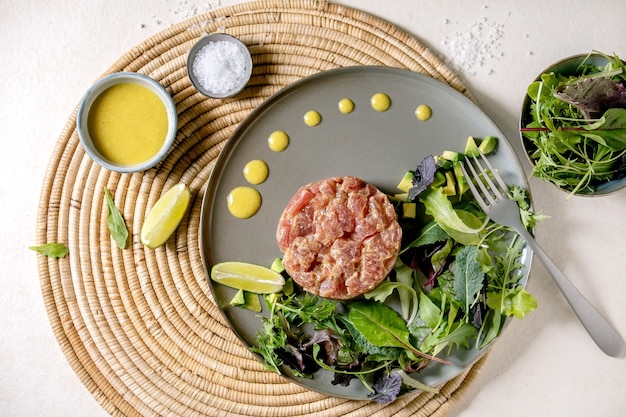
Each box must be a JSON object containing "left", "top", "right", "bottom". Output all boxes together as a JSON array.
[
  {"left": 140, "top": 183, "right": 191, "bottom": 249},
  {"left": 211, "top": 261, "right": 285, "bottom": 293}
]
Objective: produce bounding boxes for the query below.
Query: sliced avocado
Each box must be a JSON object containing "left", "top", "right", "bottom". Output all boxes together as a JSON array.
[
  {"left": 478, "top": 135, "right": 498, "bottom": 154},
  {"left": 394, "top": 192, "right": 409, "bottom": 202},
  {"left": 441, "top": 150, "right": 463, "bottom": 162},
  {"left": 242, "top": 292, "right": 262, "bottom": 312},
  {"left": 270, "top": 257, "right": 284, "bottom": 274},
  {"left": 230, "top": 289, "right": 246, "bottom": 306},
  {"left": 465, "top": 136, "right": 479, "bottom": 156},
  {"left": 282, "top": 278, "right": 294, "bottom": 296},
  {"left": 431, "top": 171, "right": 446, "bottom": 188},
  {"left": 442, "top": 171, "right": 456, "bottom": 195},
  {"left": 397, "top": 171, "right": 414, "bottom": 193},
  {"left": 434, "top": 155, "right": 454, "bottom": 170},
  {"left": 453, "top": 162, "right": 470, "bottom": 195},
  {"left": 402, "top": 202, "right": 417, "bottom": 219},
  {"left": 230, "top": 289, "right": 263, "bottom": 312}
]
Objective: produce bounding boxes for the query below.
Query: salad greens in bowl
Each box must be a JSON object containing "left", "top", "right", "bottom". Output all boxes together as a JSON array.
[{"left": 520, "top": 52, "right": 626, "bottom": 197}]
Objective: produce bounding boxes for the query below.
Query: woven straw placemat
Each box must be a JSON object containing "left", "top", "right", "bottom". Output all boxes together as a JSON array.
[{"left": 35, "top": 1, "right": 487, "bottom": 415}]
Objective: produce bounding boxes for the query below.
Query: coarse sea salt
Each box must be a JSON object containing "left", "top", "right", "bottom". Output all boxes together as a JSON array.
[
  {"left": 442, "top": 18, "right": 504, "bottom": 77},
  {"left": 192, "top": 40, "right": 249, "bottom": 95}
]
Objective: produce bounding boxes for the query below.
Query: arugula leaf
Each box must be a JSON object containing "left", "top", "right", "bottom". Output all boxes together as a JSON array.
[
  {"left": 423, "top": 321, "right": 476, "bottom": 355},
  {"left": 104, "top": 187, "right": 128, "bottom": 250},
  {"left": 29, "top": 242, "right": 69, "bottom": 258},
  {"left": 279, "top": 292, "right": 336, "bottom": 324},
  {"left": 250, "top": 314, "right": 287, "bottom": 373},
  {"left": 508, "top": 185, "right": 549, "bottom": 231},
  {"left": 452, "top": 246, "right": 484, "bottom": 313}
]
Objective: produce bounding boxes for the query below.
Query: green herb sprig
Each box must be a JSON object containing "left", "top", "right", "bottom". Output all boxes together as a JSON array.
[{"left": 104, "top": 187, "right": 128, "bottom": 249}]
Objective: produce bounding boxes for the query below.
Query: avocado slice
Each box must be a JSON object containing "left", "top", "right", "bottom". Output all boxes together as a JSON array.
[
  {"left": 465, "top": 136, "right": 479, "bottom": 156},
  {"left": 402, "top": 202, "right": 417, "bottom": 219},
  {"left": 230, "top": 289, "right": 263, "bottom": 312},
  {"left": 397, "top": 171, "right": 414, "bottom": 193},
  {"left": 478, "top": 135, "right": 498, "bottom": 154},
  {"left": 442, "top": 171, "right": 457, "bottom": 195},
  {"left": 453, "top": 162, "right": 470, "bottom": 195},
  {"left": 441, "top": 150, "right": 463, "bottom": 161}
]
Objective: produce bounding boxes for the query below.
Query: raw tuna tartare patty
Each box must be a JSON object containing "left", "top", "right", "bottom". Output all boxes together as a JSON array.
[{"left": 276, "top": 176, "right": 402, "bottom": 300}]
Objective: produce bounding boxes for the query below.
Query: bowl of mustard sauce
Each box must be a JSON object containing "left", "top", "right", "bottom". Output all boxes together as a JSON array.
[{"left": 77, "top": 72, "right": 178, "bottom": 173}]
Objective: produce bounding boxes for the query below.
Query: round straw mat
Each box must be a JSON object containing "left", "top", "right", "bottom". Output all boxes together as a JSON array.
[{"left": 35, "top": 1, "right": 487, "bottom": 415}]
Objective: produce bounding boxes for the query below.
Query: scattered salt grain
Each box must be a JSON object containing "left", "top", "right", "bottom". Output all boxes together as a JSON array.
[
  {"left": 442, "top": 18, "right": 504, "bottom": 77},
  {"left": 192, "top": 40, "right": 249, "bottom": 95}
]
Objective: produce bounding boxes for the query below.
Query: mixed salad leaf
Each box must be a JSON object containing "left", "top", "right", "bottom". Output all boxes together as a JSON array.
[
  {"left": 235, "top": 139, "right": 541, "bottom": 404},
  {"left": 521, "top": 51, "right": 626, "bottom": 196}
]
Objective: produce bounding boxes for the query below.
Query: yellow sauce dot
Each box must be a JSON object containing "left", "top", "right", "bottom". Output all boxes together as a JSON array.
[
  {"left": 415, "top": 104, "right": 432, "bottom": 121},
  {"left": 268, "top": 130, "right": 289, "bottom": 152},
  {"left": 370, "top": 93, "right": 391, "bottom": 112},
  {"left": 304, "top": 110, "right": 322, "bottom": 127},
  {"left": 243, "top": 159, "right": 269, "bottom": 185},
  {"left": 338, "top": 98, "right": 354, "bottom": 114},
  {"left": 227, "top": 187, "right": 262, "bottom": 219}
]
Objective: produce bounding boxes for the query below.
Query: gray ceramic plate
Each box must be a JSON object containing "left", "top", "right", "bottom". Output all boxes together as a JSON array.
[{"left": 200, "top": 66, "right": 531, "bottom": 399}]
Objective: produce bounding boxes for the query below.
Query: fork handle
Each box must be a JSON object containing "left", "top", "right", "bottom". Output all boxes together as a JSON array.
[{"left": 517, "top": 228, "right": 624, "bottom": 357}]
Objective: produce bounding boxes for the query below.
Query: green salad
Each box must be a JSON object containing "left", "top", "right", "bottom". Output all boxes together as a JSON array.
[
  {"left": 521, "top": 51, "right": 626, "bottom": 196},
  {"left": 225, "top": 137, "right": 542, "bottom": 404}
]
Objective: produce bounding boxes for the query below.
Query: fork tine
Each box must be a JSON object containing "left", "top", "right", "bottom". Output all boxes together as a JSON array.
[
  {"left": 469, "top": 152, "right": 502, "bottom": 202},
  {"left": 460, "top": 157, "right": 493, "bottom": 210},
  {"left": 476, "top": 149, "right": 508, "bottom": 195}
]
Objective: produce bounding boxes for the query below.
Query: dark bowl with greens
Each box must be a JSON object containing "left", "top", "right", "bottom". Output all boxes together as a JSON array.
[{"left": 520, "top": 52, "right": 626, "bottom": 197}]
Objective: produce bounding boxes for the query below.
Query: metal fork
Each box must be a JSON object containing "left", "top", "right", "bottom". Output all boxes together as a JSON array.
[{"left": 461, "top": 150, "right": 624, "bottom": 357}]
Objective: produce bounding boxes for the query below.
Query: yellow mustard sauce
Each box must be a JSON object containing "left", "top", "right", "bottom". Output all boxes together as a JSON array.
[
  {"left": 87, "top": 83, "right": 168, "bottom": 165},
  {"left": 415, "top": 104, "right": 432, "bottom": 121},
  {"left": 243, "top": 159, "right": 269, "bottom": 185},
  {"left": 338, "top": 98, "right": 354, "bottom": 114},
  {"left": 227, "top": 186, "right": 262, "bottom": 219},
  {"left": 268, "top": 130, "right": 289, "bottom": 152},
  {"left": 303, "top": 110, "right": 322, "bottom": 127},
  {"left": 370, "top": 93, "right": 391, "bottom": 112}
]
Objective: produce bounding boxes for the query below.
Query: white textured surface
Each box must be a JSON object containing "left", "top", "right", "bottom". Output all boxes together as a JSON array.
[{"left": 2, "top": 1, "right": 625, "bottom": 416}]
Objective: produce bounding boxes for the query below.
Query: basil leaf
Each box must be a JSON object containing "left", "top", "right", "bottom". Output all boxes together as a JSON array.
[
  {"left": 452, "top": 245, "right": 484, "bottom": 312},
  {"left": 29, "top": 242, "right": 69, "bottom": 258},
  {"left": 408, "top": 155, "right": 436, "bottom": 200},
  {"left": 104, "top": 187, "right": 128, "bottom": 250}
]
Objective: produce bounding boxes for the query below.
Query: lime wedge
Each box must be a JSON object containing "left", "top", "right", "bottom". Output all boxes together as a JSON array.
[
  {"left": 210, "top": 261, "right": 285, "bottom": 293},
  {"left": 140, "top": 183, "right": 191, "bottom": 249}
]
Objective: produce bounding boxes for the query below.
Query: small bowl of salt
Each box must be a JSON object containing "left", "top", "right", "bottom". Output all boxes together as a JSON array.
[{"left": 187, "top": 33, "right": 252, "bottom": 98}]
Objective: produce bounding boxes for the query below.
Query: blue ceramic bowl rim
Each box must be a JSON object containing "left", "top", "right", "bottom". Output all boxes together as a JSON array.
[{"left": 76, "top": 72, "right": 178, "bottom": 173}]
